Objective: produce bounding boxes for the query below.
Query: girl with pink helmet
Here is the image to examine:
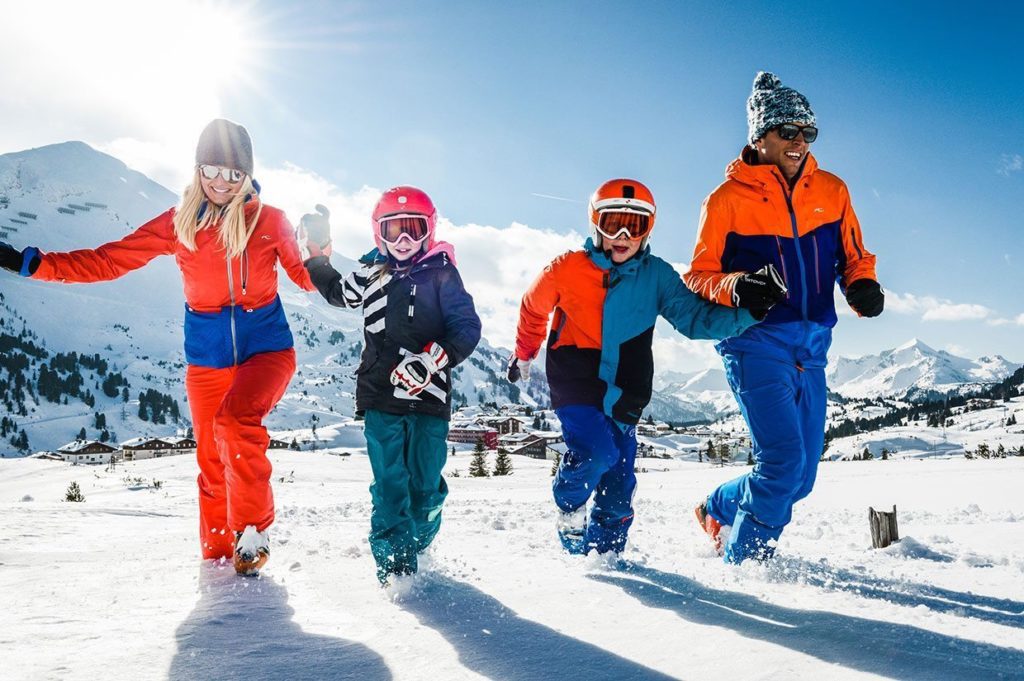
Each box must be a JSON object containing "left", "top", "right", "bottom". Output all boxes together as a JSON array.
[{"left": 298, "top": 186, "right": 481, "bottom": 585}]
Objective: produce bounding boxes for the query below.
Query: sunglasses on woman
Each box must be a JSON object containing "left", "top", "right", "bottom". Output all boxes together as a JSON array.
[
  {"left": 199, "top": 164, "right": 245, "bottom": 183},
  {"left": 776, "top": 124, "right": 818, "bottom": 144},
  {"left": 595, "top": 208, "right": 652, "bottom": 242},
  {"left": 378, "top": 214, "right": 430, "bottom": 245}
]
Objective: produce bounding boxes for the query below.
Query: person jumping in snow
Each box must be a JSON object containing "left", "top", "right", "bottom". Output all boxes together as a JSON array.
[
  {"left": 299, "top": 186, "right": 481, "bottom": 586},
  {"left": 508, "top": 179, "right": 764, "bottom": 557},
  {"left": 0, "top": 119, "right": 316, "bottom": 575},
  {"left": 686, "top": 72, "right": 884, "bottom": 564}
]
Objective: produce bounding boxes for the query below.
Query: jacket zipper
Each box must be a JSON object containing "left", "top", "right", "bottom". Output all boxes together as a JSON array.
[
  {"left": 811, "top": 233, "right": 821, "bottom": 295},
  {"left": 225, "top": 256, "right": 239, "bottom": 366},
  {"left": 779, "top": 179, "right": 809, "bottom": 321}
]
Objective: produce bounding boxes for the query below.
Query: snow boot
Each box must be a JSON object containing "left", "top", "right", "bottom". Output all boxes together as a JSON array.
[
  {"left": 694, "top": 501, "right": 725, "bottom": 556},
  {"left": 234, "top": 525, "right": 270, "bottom": 576},
  {"left": 557, "top": 507, "right": 588, "bottom": 555}
]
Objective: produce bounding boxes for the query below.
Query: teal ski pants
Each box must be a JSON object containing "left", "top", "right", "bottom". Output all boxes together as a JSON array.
[{"left": 364, "top": 410, "right": 449, "bottom": 583}]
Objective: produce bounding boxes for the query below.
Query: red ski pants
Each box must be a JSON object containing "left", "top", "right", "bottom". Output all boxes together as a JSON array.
[{"left": 185, "top": 348, "right": 296, "bottom": 559}]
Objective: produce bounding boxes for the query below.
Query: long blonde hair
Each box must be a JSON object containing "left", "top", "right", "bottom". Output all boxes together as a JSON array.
[{"left": 173, "top": 169, "right": 262, "bottom": 258}]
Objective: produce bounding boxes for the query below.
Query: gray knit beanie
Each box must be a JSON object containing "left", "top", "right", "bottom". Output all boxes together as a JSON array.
[
  {"left": 195, "top": 119, "right": 254, "bottom": 176},
  {"left": 747, "top": 72, "right": 815, "bottom": 145}
]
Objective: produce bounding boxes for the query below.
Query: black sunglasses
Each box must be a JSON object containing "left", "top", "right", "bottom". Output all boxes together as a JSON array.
[{"left": 776, "top": 123, "right": 818, "bottom": 143}]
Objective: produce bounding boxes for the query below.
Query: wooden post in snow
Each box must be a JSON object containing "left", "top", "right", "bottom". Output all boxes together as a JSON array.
[{"left": 869, "top": 505, "right": 900, "bottom": 549}]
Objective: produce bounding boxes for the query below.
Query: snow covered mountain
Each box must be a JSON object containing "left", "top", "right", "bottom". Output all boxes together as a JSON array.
[
  {"left": 2, "top": 142, "right": 1019, "bottom": 454},
  {"left": 827, "top": 338, "right": 1020, "bottom": 400},
  {"left": 0, "top": 142, "right": 539, "bottom": 454}
]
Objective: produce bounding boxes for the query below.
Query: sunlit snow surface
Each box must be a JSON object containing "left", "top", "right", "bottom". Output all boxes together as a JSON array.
[{"left": 2, "top": 452, "right": 1022, "bottom": 680}]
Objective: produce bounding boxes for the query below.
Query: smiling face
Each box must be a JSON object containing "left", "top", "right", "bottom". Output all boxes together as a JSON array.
[
  {"left": 753, "top": 123, "right": 810, "bottom": 181},
  {"left": 384, "top": 236, "right": 424, "bottom": 262},
  {"left": 605, "top": 234, "right": 642, "bottom": 263},
  {"left": 199, "top": 168, "right": 245, "bottom": 207}
]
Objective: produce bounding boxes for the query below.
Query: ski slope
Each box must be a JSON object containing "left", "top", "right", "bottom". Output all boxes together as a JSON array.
[{"left": 1, "top": 451, "right": 1023, "bottom": 680}]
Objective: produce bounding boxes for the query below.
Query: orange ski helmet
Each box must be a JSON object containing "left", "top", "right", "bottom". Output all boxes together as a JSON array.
[{"left": 588, "top": 179, "right": 656, "bottom": 250}]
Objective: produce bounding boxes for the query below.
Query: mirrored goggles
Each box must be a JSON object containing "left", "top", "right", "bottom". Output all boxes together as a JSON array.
[
  {"left": 595, "top": 208, "right": 652, "bottom": 241},
  {"left": 776, "top": 123, "right": 818, "bottom": 143},
  {"left": 198, "top": 164, "right": 245, "bottom": 183},
  {"left": 378, "top": 214, "right": 430, "bottom": 245}
]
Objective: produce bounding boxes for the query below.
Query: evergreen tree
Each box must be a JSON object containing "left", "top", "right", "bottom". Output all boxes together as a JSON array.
[
  {"left": 493, "top": 448, "right": 513, "bottom": 476},
  {"left": 976, "top": 442, "right": 991, "bottom": 459},
  {"left": 704, "top": 440, "right": 716, "bottom": 461},
  {"left": 1016, "top": 445, "right": 1024, "bottom": 457},
  {"left": 551, "top": 455, "right": 559, "bottom": 476},
  {"left": 716, "top": 442, "right": 731, "bottom": 466},
  {"left": 64, "top": 481, "right": 85, "bottom": 502},
  {"left": 469, "top": 440, "right": 489, "bottom": 477},
  {"left": 746, "top": 450, "right": 754, "bottom": 466},
  {"left": 881, "top": 448, "right": 889, "bottom": 461},
  {"left": 862, "top": 447, "right": 874, "bottom": 461},
  {"left": 996, "top": 443, "right": 1007, "bottom": 458},
  {"left": 76, "top": 427, "right": 87, "bottom": 441}
]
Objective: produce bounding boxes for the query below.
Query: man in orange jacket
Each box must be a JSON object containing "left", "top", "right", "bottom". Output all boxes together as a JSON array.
[{"left": 686, "top": 72, "right": 884, "bottom": 563}]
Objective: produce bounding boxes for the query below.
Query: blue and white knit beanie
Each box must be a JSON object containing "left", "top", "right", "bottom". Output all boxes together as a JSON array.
[{"left": 746, "top": 72, "right": 815, "bottom": 145}]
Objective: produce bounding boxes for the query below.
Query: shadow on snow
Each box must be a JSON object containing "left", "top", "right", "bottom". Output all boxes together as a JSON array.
[
  {"left": 400, "top": 573, "right": 679, "bottom": 681},
  {"left": 168, "top": 562, "right": 392, "bottom": 681},
  {"left": 773, "top": 556, "right": 1024, "bottom": 629},
  {"left": 590, "top": 563, "right": 1024, "bottom": 681}
]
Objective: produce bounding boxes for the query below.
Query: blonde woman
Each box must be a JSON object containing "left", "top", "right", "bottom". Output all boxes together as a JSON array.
[{"left": 0, "top": 119, "right": 315, "bottom": 575}]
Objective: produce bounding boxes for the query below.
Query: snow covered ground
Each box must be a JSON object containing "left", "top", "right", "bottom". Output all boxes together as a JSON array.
[{"left": 2, "top": 451, "right": 1023, "bottom": 680}]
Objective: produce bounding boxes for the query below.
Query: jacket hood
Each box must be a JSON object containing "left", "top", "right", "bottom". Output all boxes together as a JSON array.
[{"left": 725, "top": 148, "right": 819, "bottom": 190}]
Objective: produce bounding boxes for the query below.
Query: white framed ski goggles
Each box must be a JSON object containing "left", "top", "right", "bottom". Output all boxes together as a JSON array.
[
  {"left": 595, "top": 207, "right": 653, "bottom": 241},
  {"left": 377, "top": 213, "right": 430, "bottom": 245},
  {"left": 198, "top": 164, "right": 246, "bottom": 183}
]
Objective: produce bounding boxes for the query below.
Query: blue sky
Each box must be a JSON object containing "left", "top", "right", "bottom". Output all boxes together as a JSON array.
[{"left": 1, "top": 1, "right": 1021, "bottom": 366}]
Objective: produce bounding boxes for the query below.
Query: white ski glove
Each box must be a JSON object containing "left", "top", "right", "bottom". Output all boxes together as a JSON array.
[
  {"left": 297, "top": 204, "right": 332, "bottom": 262},
  {"left": 391, "top": 342, "right": 449, "bottom": 395}
]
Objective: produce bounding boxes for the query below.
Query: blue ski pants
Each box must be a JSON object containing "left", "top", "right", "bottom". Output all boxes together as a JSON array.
[
  {"left": 364, "top": 410, "right": 449, "bottom": 583},
  {"left": 553, "top": 405, "right": 638, "bottom": 554},
  {"left": 706, "top": 351, "right": 827, "bottom": 563}
]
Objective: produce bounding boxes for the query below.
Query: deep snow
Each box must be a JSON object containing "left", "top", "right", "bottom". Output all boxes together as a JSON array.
[{"left": 1, "top": 450, "right": 1023, "bottom": 681}]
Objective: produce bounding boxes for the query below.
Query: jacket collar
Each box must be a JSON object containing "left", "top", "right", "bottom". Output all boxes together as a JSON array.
[
  {"left": 359, "top": 241, "right": 455, "bottom": 271},
  {"left": 583, "top": 237, "right": 650, "bottom": 275},
  {"left": 725, "top": 147, "right": 819, "bottom": 191}
]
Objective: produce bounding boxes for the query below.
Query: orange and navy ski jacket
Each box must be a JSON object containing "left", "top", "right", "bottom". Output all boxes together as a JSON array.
[
  {"left": 684, "top": 150, "right": 877, "bottom": 333},
  {"left": 30, "top": 200, "right": 315, "bottom": 368},
  {"left": 515, "top": 239, "right": 757, "bottom": 425}
]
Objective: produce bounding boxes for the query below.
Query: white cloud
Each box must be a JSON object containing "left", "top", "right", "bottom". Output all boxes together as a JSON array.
[
  {"left": 254, "top": 162, "right": 725, "bottom": 372},
  {"left": 884, "top": 290, "right": 994, "bottom": 322},
  {"left": 921, "top": 303, "right": 991, "bottom": 322},
  {"left": 256, "top": 162, "right": 581, "bottom": 352},
  {"left": 998, "top": 154, "right": 1023, "bottom": 176}
]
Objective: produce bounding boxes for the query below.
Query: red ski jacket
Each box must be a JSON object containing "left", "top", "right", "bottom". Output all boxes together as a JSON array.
[{"left": 32, "top": 200, "right": 315, "bottom": 367}]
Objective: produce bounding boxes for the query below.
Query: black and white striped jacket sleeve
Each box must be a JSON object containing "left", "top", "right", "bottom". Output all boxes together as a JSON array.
[{"left": 304, "top": 256, "right": 372, "bottom": 309}]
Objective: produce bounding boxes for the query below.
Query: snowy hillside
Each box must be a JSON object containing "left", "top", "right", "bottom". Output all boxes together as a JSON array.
[
  {"left": 824, "top": 395, "right": 1024, "bottom": 462},
  {"left": 1, "top": 450, "right": 1022, "bottom": 680},
  {"left": 828, "top": 338, "right": 1019, "bottom": 400}
]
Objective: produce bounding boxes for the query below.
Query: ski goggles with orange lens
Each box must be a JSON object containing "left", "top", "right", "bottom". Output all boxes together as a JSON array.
[
  {"left": 595, "top": 209, "right": 652, "bottom": 241},
  {"left": 198, "top": 164, "right": 245, "bottom": 183},
  {"left": 378, "top": 214, "right": 430, "bottom": 245}
]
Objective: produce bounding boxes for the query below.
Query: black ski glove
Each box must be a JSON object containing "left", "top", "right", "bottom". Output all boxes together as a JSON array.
[
  {"left": 732, "top": 264, "right": 787, "bottom": 318},
  {"left": 0, "top": 242, "right": 40, "bottom": 276},
  {"left": 846, "top": 279, "right": 884, "bottom": 317}
]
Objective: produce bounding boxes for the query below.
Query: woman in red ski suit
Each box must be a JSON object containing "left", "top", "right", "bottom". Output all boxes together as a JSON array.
[{"left": 0, "top": 119, "right": 314, "bottom": 574}]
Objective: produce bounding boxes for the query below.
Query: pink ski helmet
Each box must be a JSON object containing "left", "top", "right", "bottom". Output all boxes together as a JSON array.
[{"left": 371, "top": 185, "right": 438, "bottom": 254}]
